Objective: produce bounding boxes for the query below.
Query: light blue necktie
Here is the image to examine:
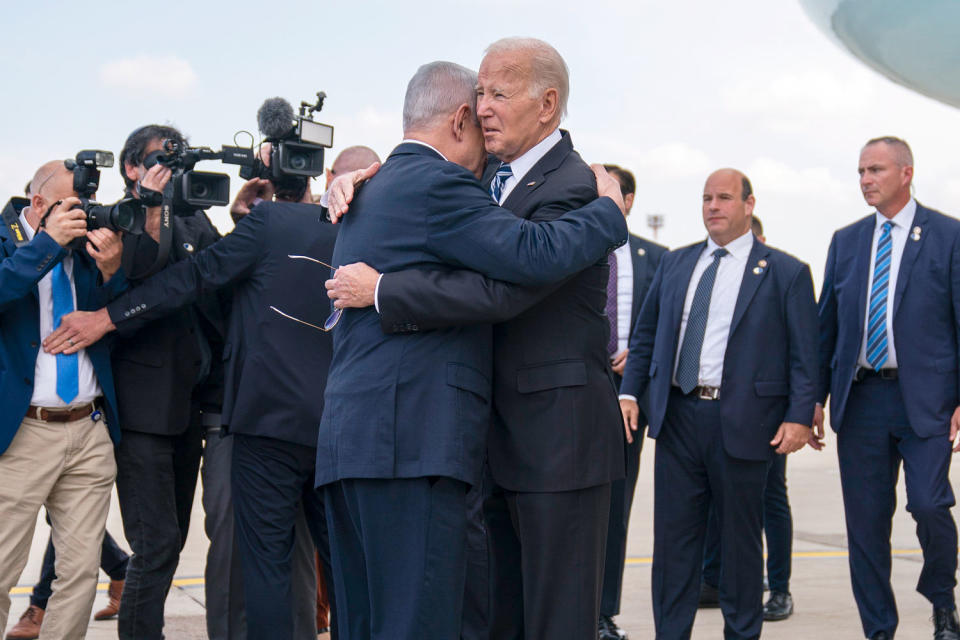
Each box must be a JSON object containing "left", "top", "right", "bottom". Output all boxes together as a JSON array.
[
  {"left": 675, "top": 248, "right": 728, "bottom": 394},
  {"left": 866, "top": 221, "right": 893, "bottom": 370},
  {"left": 489, "top": 162, "right": 513, "bottom": 203},
  {"left": 51, "top": 261, "right": 79, "bottom": 404}
]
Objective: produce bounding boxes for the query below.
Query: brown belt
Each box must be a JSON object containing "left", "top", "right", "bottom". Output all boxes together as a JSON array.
[{"left": 25, "top": 403, "right": 96, "bottom": 423}]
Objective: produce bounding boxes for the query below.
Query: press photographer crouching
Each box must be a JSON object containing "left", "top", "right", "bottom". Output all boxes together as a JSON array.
[
  {"left": 107, "top": 124, "right": 230, "bottom": 640},
  {"left": 0, "top": 160, "right": 124, "bottom": 638}
]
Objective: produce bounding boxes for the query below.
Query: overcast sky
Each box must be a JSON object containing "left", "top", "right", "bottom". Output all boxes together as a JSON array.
[{"left": 2, "top": 0, "right": 958, "bottom": 288}]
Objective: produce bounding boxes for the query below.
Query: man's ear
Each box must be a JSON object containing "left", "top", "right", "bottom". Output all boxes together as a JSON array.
[
  {"left": 30, "top": 193, "right": 45, "bottom": 213},
  {"left": 123, "top": 162, "right": 139, "bottom": 184},
  {"left": 538, "top": 88, "right": 559, "bottom": 124},
  {"left": 623, "top": 192, "right": 634, "bottom": 214},
  {"left": 452, "top": 103, "right": 472, "bottom": 141}
]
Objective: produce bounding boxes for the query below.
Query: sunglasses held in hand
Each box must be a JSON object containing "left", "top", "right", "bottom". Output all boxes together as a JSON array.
[{"left": 269, "top": 255, "right": 342, "bottom": 332}]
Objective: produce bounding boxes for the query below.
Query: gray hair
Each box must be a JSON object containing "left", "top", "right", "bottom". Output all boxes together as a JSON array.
[
  {"left": 402, "top": 61, "right": 478, "bottom": 133},
  {"left": 864, "top": 136, "right": 914, "bottom": 167},
  {"left": 485, "top": 37, "right": 570, "bottom": 120}
]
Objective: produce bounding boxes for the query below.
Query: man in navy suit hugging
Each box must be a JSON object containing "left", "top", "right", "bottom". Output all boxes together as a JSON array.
[
  {"left": 316, "top": 60, "right": 627, "bottom": 640},
  {"left": 816, "top": 136, "right": 960, "bottom": 640},
  {"left": 619, "top": 169, "right": 818, "bottom": 640}
]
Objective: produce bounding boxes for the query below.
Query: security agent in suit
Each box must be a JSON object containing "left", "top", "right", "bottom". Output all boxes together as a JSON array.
[
  {"left": 599, "top": 164, "right": 667, "bottom": 640},
  {"left": 699, "top": 215, "right": 798, "bottom": 623},
  {"left": 324, "top": 39, "right": 629, "bottom": 640},
  {"left": 0, "top": 161, "right": 124, "bottom": 637},
  {"left": 619, "top": 169, "right": 818, "bottom": 640},
  {"left": 815, "top": 137, "right": 960, "bottom": 640},
  {"left": 46, "top": 186, "right": 345, "bottom": 637},
  {"left": 317, "top": 59, "right": 626, "bottom": 640}
]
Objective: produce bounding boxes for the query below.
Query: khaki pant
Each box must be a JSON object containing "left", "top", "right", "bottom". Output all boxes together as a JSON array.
[{"left": 0, "top": 413, "right": 116, "bottom": 639}]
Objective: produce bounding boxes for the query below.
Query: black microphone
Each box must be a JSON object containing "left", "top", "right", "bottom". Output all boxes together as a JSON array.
[{"left": 257, "top": 97, "right": 296, "bottom": 140}]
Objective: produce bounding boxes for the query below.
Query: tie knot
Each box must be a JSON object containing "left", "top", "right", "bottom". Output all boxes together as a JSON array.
[
  {"left": 496, "top": 162, "right": 512, "bottom": 179},
  {"left": 712, "top": 248, "right": 728, "bottom": 260},
  {"left": 882, "top": 220, "right": 893, "bottom": 233}
]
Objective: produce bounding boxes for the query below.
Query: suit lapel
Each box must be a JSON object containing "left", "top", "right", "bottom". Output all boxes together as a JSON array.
[
  {"left": 500, "top": 130, "right": 574, "bottom": 218},
  {"left": 669, "top": 243, "right": 705, "bottom": 334},
  {"left": 729, "top": 239, "right": 771, "bottom": 337},
  {"left": 852, "top": 217, "right": 875, "bottom": 342},
  {"left": 629, "top": 236, "right": 647, "bottom": 323},
  {"left": 893, "top": 204, "right": 928, "bottom": 317},
  {"left": 72, "top": 252, "right": 92, "bottom": 310}
]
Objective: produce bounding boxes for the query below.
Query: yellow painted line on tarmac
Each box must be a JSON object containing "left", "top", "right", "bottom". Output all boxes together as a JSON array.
[
  {"left": 624, "top": 548, "right": 923, "bottom": 566},
  {"left": 10, "top": 576, "right": 204, "bottom": 596}
]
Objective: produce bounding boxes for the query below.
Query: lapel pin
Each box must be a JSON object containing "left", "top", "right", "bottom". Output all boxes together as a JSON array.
[
  {"left": 183, "top": 242, "right": 195, "bottom": 253},
  {"left": 637, "top": 248, "right": 646, "bottom": 256},
  {"left": 753, "top": 267, "right": 763, "bottom": 275},
  {"left": 527, "top": 181, "right": 536, "bottom": 187},
  {"left": 758, "top": 259, "right": 768, "bottom": 268},
  {"left": 911, "top": 225, "right": 922, "bottom": 241}
]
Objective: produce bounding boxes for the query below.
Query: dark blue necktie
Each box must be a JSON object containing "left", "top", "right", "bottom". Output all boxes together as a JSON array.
[
  {"left": 676, "top": 248, "right": 728, "bottom": 393},
  {"left": 489, "top": 162, "right": 513, "bottom": 203},
  {"left": 51, "top": 261, "right": 79, "bottom": 404},
  {"left": 866, "top": 221, "right": 893, "bottom": 370}
]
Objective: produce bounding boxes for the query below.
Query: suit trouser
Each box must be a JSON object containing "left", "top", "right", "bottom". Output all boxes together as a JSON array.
[
  {"left": 702, "top": 453, "right": 793, "bottom": 594},
  {"left": 0, "top": 414, "right": 115, "bottom": 639},
  {"left": 115, "top": 426, "right": 203, "bottom": 640},
  {"left": 32, "top": 528, "right": 129, "bottom": 610},
  {"left": 652, "top": 390, "right": 767, "bottom": 640},
  {"left": 837, "top": 377, "right": 958, "bottom": 638},
  {"left": 324, "top": 476, "right": 468, "bottom": 640},
  {"left": 486, "top": 481, "right": 612, "bottom": 640},
  {"left": 601, "top": 426, "right": 644, "bottom": 617},
  {"left": 231, "top": 434, "right": 334, "bottom": 640},
  {"left": 462, "top": 470, "right": 494, "bottom": 640}
]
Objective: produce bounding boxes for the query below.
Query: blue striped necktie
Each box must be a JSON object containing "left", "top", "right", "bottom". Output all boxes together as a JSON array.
[
  {"left": 675, "top": 248, "right": 728, "bottom": 394},
  {"left": 51, "top": 262, "right": 79, "bottom": 404},
  {"left": 866, "top": 221, "right": 893, "bottom": 370},
  {"left": 489, "top": 162, "right": 513, "bottom": 203}
]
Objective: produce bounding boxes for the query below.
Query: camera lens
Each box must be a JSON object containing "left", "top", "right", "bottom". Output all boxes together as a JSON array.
[
  {"left": 289, "top": 153, "right": 308, "bottom": 171},
  {"left": 115, "top": 205, "right": 133, "bottom": 230},
  {"left": 192, "top": 183, "right": 210, "bottom": 199}
]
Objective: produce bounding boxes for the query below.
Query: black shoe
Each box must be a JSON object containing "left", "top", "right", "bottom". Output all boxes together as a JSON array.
[
  {"left": 697, "top": 582, "right": 720, "bottom": 609},
  {"left": 598, "top": 614, "right": 628, "bottom": 640},
  {"left": 935, "top": 607, "right": 960, "bottom": 640},
  {"left": 763, "top": 591, "right": 793, "bottom": 621},
  {"left": 870, "top": 633, "right": 891, "bottom": 640}
]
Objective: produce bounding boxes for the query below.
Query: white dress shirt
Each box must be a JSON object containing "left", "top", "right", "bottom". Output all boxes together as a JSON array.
[
  {"left": 494, "top": 128, "right": 562, "bottom": 204},
  {"left": 19, "top": 211, "right": 101, "bottom": 407},
  {"left": 613, "top": 241, "right": 634, "bottom": 354},
  {"left": 672, "top": 229, "right": 754, "bottom": 388},
  {"left": 858, "top": 198, "right": 916, "bottom": 369}
]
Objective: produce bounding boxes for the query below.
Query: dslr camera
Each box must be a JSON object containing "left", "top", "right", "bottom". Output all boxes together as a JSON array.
[{"left": 67, "top": 150, "right": 146, "bottom": 235}]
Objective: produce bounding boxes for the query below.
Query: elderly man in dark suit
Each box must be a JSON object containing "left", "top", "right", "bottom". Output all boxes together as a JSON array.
[
  {"left": 598, "top": 164, "right": 667, "bottom": 640},
  {"left": 619, "top": 169, "right": 818, "bottom": 640},
  {"left": 816, "top": 136, "right": 960, "bottom": 640},
  {"left": 318, "top": 58, "right": 626, "bottom": 640},
  {"left": 325, "top": 38, "right": 630, "bottom": 640}
]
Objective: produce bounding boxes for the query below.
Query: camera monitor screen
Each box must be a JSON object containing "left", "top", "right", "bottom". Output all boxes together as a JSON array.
[{"left": 299, "top": 120, "right": 334, "bottom": 148}]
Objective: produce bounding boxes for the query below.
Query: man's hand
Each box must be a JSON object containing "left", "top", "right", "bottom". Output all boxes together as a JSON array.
[
  {"left": 86, "top": 228, "right": 123, "bottom": 281},
  {"left": 611, "top": 349, "right": 629, "bottom": 376},
  {"left": 770, "top": 422, "right": 812, "bottom": 455},
  {"left": 325, "top": 262, "right": 380, "bottom": 309},
  {"left": 808, "top": 403, "right": 826, "bottom": 451},
  {"left": 950, "top": 406, "right": 960, "bottom": 453},
  {"left": 327, "top": 162, "right": 381, "bottom": 223},
  {"left": 230, "top": 178, "right": 275, "bottom": 219},
  {"left": 43, "top": 197, "right": 87, "bottom": 247},
  {"left": 141, "top": 164, "right": 172, "bottom": 241},
  {"left": 43, "top": 309, "right": 115, "bottom": 355},
  {"left": 620, "top": 397, "right": 640, "bottom": 444},
  {"left": 591, "top": 164, "right": 626, "bottom": 215}
]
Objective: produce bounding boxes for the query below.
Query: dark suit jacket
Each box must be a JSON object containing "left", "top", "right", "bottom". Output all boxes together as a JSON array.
[
  {"left": 106, "top": 201, "right": 337, "bottom": 448},
  {"left": 109, "top": 212, "right": 228, "bottom": 435},
  {"left": 375, "top": 132, "right": 627, "bottom": 493},
  {"left": 0, "top": 198, "right": 123, "bottom": 454},
  {"left": 620, "top": 237, "right": 819, "bottom": 461},
  {"left": 316, "top": 141, "right": 625, "bottom": 488},
  {"left": 818, "top": 203, "right": 960, "bottom": 437}
]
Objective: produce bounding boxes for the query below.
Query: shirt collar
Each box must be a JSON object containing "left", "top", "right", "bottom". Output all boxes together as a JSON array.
[
  {"left": 705, "top": 228, "right": 754, "bottom": 260},
  {"left": 501, "top": 128, "right": 562, "bottom": 183},
  {"left": 19, "top": 209, "right": 35, "bottom": 242},
  {"left": 400, "top": 138, "right": 448, "bottom": 161},
  {"left": 875, "top": 198, "right": 916, "bottom": 231}
]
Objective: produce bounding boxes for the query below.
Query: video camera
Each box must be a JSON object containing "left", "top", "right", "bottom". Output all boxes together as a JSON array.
[
  {"left": 144, "top": 140, "right": 255, "bottom": 213},
  {"left": 66, "top": 150, "right": 147, "bottom": 235},
  {"left": 241, "top": 92, "right": 335, "bottom": 183}
]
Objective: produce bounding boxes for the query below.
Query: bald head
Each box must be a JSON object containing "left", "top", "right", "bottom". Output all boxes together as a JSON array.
[
  {"left": 702, "top": 168, "right": 755, "bottom": 246},
  {"left": 331, "top": 146, "right": 380, "bottom": 176},
  {"left": 30, "top": 160, "right": 73, "bottom": 200}
]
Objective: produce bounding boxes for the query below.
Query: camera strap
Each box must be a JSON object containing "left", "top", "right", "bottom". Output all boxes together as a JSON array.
[
  {"left": 1, "top": 197, "right": 31, "bottom": 247},
  {"left": 122, "top": 183, "right": 173, "bottom": 280}
]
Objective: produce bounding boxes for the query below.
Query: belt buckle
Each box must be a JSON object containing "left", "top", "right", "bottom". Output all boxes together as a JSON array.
[{"left": 697, "top": 386, "right": 720, "bottom": 401}]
